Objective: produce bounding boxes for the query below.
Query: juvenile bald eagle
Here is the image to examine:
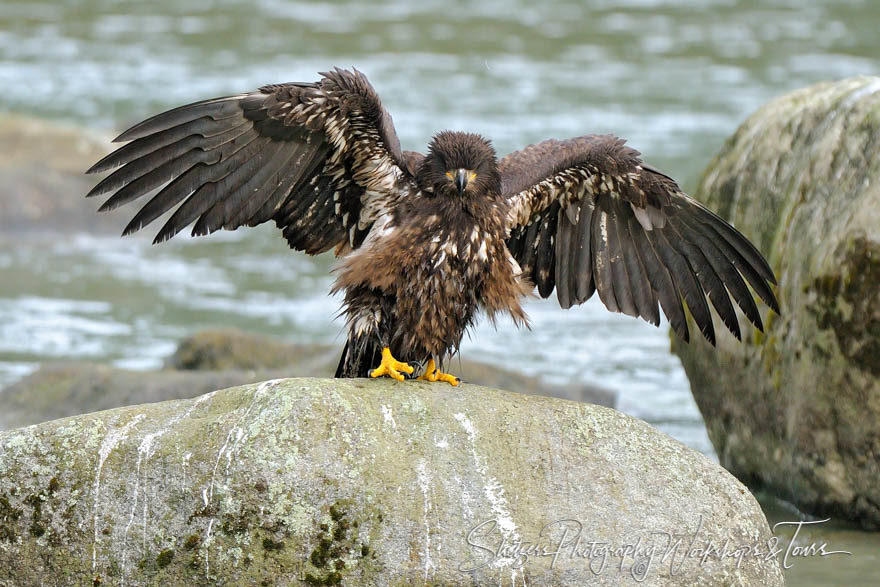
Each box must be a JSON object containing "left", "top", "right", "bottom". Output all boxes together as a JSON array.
[{"left": 86, "top": 68, "right": 779, "bottom": 386}]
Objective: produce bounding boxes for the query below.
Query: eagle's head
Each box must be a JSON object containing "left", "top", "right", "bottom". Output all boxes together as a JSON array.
[{"left": 418, "top": 131, "right": 500, "bottom": 199}]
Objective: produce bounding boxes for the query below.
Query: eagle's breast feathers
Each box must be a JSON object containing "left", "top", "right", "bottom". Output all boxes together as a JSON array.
[{"left": 333, "top": 179, "right": 527, "bottom": 357}]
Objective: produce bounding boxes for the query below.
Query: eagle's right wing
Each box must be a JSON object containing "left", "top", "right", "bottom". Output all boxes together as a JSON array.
[
  {"left": 501, "top": 135, "right": 779, "bottom": 344},
  {"left": 86, "top": 68, "right": 410, "bottom": 255}
]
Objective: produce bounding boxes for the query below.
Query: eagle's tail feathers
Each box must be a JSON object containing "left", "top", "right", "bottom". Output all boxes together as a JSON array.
[{"left": 334, "top": 334, "right": 383, "bottom": 378}]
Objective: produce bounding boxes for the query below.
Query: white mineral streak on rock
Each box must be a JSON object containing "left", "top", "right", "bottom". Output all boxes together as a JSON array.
[
  {"left": 92, "top": 413, "right": 145, "bottom": 572},
  {"left": 453, "top": 474, "right": 475, "bottom": 519},
  {"left": 453, "top": 412, "right": 520, "bottom": 569},
  {"left": 120, "top": 393, "right": 213, "bottom": 584},
  {"left": 209, "top": 379, "right": 278, "bottom": 503},
  {"left": 205, "top": 518, "right": 215, "bottom": 579},
  {"left": 381, "top": 404, "right": 397, "bottom": 429},
  {"left": 202, "top": 380, "right": 279, "bottom": 580},
  {"left": 416, "top": 459, "right": 435, "bottom": 579}
]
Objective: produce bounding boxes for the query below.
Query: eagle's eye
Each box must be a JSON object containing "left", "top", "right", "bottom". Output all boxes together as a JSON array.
[{"left": 444, "top": 170, "right": 478, "bottom": 182}]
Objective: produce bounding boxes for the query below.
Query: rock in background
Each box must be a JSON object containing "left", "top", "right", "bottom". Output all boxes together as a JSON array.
[
  {"left": 671, "top": 77, "right": 880, "bottom": 529},
  {"left": 0, "top": 114, "right": 127, "bottom": 234},
  {"left": 0, "top": 378, "right": 782, "bottom": 585},
  {"left": 0, "top": 329, "right": 615, "bottom": 431}
]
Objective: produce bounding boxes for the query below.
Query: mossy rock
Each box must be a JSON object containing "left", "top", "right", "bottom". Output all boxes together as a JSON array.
[
  {"left": 0, "top": 378, "right": 781, "bottom": 584},
  {"left": 671, "top": 76, "right": 880, "bottom": 529}
]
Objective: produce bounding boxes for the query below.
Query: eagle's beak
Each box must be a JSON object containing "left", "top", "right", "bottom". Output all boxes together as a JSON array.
[{"left": 454, "top": 168, "right": 469, "bottom": 195}]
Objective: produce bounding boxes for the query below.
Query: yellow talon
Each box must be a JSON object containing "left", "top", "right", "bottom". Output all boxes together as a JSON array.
[
  {"left": 417, "top": 360, "right": 439, "bottom": 382},
  {"left": 416, "top": 359, "right": 460, "bottom": 387},
  {"left": 370, "top": 347, "right": 414, "bottom": 381}
]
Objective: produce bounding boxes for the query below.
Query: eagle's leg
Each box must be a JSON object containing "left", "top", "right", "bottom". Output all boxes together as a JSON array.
[
  {"left": 370, "top": 347, "right": 414, "bottom": 381},
  {"left": 416, "top": 358, "right": 460, "bottom": 387}
]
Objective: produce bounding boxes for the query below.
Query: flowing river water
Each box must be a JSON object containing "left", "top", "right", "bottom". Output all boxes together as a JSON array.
[{"left": 1, "top": 0, "right": 879, "bottom": 582}]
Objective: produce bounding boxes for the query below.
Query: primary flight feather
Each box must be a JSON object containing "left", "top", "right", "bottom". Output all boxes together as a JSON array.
[{"left": 86, "top": 68, "right": 779, "bottom": 385}]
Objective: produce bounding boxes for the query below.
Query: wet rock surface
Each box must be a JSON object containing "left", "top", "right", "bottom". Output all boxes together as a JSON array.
[
  {"left": 671, "top": 76, "right": 880, "bottom": 529},
  {"left": 0, "top": 378, "right": 782, "bottom": 585}
]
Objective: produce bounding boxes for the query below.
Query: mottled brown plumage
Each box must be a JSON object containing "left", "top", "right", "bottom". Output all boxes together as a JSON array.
[
  {"left": 332, "top": 132, "right": 529, "bottom": 377},
  {"left": 85, "top": 68, "right": 779, "bottom": 382}
]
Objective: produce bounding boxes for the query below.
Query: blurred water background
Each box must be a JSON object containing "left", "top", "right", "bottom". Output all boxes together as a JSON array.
[{"left": 1, "top": 1, "right": 879, "bottom": 582}]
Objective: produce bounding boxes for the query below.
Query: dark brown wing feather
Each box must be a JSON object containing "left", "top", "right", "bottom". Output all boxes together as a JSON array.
[
  {"left": 502, "top": 135, "right": 779, "bottom": 344},
  {"left": 86, "top": 68, "right": 411, "bottom": 253}
]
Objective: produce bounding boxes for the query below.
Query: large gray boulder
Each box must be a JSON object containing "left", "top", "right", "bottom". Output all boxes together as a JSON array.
[
  {"left": 671, "top": 77, "right": 880, "bottom": 529},
  {"left": 0, "top": 379, "right": 782, "bottom": 585}
]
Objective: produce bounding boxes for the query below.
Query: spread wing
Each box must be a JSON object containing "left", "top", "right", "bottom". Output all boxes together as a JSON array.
[
  {"left": 502, "top": 135, "right": 779, "bottom": 344},
  {"left": 86, "top": 68, "right": 410, "bottom": 254}
]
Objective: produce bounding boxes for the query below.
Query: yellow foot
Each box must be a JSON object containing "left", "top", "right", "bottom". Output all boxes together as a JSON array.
[
  {"left": 370, "top": 347, "right": 414, "bottom": 381},
  {"left": 416, "top": 359, "right": 460, "bottom": 387}
]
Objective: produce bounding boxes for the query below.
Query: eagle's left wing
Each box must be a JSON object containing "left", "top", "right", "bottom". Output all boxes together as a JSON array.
[{"left": 501, "top": 135, "right": 779, "bottom": 344}]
